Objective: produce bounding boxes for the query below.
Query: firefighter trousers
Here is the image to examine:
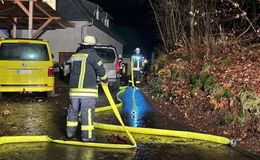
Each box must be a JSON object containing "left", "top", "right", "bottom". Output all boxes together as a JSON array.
[
  {"left": 134, "top": 71, "right": 142, "bottom": 85},
  {"left": 66, "top": 97, "right": 96, "bottom": 141}
]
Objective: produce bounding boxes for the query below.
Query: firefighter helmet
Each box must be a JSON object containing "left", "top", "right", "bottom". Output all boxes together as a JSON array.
[
  {"left": 135, "top": 47, "right": 140, "bottom": 51},
  {"left": 82, "top": 36, "right": 97, "bottom": 45}
]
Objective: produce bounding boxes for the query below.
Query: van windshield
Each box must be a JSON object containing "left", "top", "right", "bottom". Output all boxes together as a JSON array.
[
  {"left": 0, "top": 43, "right": 49, "bottom": 61},
  {"left": 94, "top": 48, "right": 116, "bottom": 63}
]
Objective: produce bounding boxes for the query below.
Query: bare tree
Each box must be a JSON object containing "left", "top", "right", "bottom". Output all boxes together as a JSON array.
[
  {"left": 148, "top": 0, "right": 168, "bottom": 53},
  {"left": 190, "top": 0, "right": 197, "bottom": 57},
  {"left": 148, "top": 0, "right": 260, "bottom": 56}
]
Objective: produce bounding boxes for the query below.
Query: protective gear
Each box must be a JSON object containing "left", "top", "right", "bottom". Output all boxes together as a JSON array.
[
  {"left": 131, "top": 52, "right": 145, "bottom": 86},
  {"left": 82, "top": 36, "right": 97, "bottom": 45},
  {"left": 122, "top": 63, "right": 126, "bottom": 75},
  {"left": 67, "top": 48, "right": 108, "bottom": 141},
  {"left": 66, "top": 98, "right": 96, "bottom": 141},
  {"left": 118, "top": 58, "right": 124, "bottom": 77},
  {"left": 134, "top": 71, "right": 142, "bottom": 84},
  {"left": 132, "top": 55, "right": 144, "bottom": 71},
  {"left": 69, "top": 49, "right": 108, "bottom": 98}
]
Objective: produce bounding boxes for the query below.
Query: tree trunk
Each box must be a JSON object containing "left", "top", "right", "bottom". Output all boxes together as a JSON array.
[{"left": 190, "top": 0, "right": 196, "bottom": 57}]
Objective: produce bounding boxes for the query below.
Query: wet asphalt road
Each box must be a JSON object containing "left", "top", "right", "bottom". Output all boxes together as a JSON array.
[{"left": 0, "top": 79, "right": 257, "bottom": 160}]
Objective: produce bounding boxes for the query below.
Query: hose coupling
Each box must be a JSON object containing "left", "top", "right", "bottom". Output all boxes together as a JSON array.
[{"left": 230, "top": 139, "right": 237, "bottom": 147}]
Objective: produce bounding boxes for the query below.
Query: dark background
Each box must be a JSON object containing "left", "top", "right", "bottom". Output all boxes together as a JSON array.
[{"left": 90, "top": 0, "right": 159, "bottom": 58}]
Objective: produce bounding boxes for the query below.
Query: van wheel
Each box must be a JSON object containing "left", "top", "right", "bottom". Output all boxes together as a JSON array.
[
  {"left": 0, "top": 92, "right": 2, "bottom": 98},
  {"left": 47, "top": 90, "right": 55, "bottom": 97}
]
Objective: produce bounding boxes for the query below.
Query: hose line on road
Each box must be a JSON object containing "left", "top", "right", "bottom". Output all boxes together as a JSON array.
[
  {"left": 0, "top": 83, "right": 137, "bottom": 149},
  {"left": 0, "top": 84, "right": 235, "bottom": 149}
]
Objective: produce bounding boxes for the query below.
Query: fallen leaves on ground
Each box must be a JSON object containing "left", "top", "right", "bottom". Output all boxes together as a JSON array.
[
  {"left": 210, "top": 50, "right": 260, "bottom": 95},
  {"left": 1, "top": 108, "right": 10, "bottom": 116},
  {"left": 144, "top": 42, "right": 260, "bottom": 156},
  {"left": 107, "top": 134, "right": 129, "bottom": 144}
]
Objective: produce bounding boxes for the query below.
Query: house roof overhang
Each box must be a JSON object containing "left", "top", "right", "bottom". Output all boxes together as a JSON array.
[{"left": 0, "top": 0, "right": 73, "bottom": 30}]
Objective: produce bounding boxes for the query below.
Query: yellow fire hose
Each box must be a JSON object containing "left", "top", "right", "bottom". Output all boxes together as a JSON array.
[
  {"left": 0, "top": 83, "right": 236, "bottom": 149},
  {"left": 95, "top": 85, "right": 234, "bottom": 146},
  {"left": 131, "top": 56, "right": 135, "bottom": 87},
  {"left": 0, "top": 83, "right": 137, "bottom": 149},
  {"left": 0, "top": 61, "right": 236, "bottom": 149}
]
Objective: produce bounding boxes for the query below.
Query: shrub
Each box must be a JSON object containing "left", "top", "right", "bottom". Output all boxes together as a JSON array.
[
  {"left": 220, "top": 58, "right": 230, "bottom": 65},
  {"left": 149, "top": 77, "right": 164, "bottom": 94},
  {"left": 235, "top": 112, "right": 246, "bottom": 123},
  {"left": 223, "top": 89, "right": 232, "bottom": 98},
  {"left": 220, "top": 114, "right": 233, "bottom": 125},
  {"left": 190, "top": 72, "right": 200, "bottom": 84},
  {"left": 238, "top": 91, "right": 260, "bottom": 116},
  {"left": 190, "top": 72, "right": 216, "bottom": 95},
  {"left": 203, "top": 76, "right": 215, "bottom": 90},
  {"left": 208, "top": 85, "right": 225, "bottom": 99}
]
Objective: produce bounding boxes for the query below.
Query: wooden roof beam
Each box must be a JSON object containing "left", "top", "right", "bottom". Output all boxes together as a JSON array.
[
  {"left": 34, "top": 2, "right": 52, "bottom": 18},
  {"left": 34, "top": 17, "right": 60, "bottom": 20},
  {"left": 34, "top": 2, "right": 66, "bottom": 29},
  {"left": 14, "top": 0, "right": 29, "bottom": 16},
  {"left": 4, "top": 0, "right": 37, "bottom": 1},
  {"left": 56, "top": 21, "right": 66, "bottom": 29},
  {"left": 32, "top": 18, "right": 52, "bottom": 38},
  {"left": 0, "top": 16, "right": 60, "bottom": 20}
]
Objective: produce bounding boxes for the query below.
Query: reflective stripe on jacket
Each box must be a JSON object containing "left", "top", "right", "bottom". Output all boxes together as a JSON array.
[
  {"left": 69, "top": 49, "right": 108, "bottom": 98},
  {"left": 131, "top": 54, "right": 144, "bottom": 71}
]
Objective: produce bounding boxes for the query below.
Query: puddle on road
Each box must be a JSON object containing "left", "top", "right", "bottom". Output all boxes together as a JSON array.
[
  {"left": 95, "top": 88, "right": 196, "bottom": 132},
  {"left": 0, "top": 87, "right": 256, "bottom": 160},
  {"left": 0, "top": 92, "right": 67, "bottom": 139},
  {"left": 0, "top": 139, "right": 252, "bottom": 160},
  {"left": 0, "top": 143, "right": 133, "bottom": 160}
]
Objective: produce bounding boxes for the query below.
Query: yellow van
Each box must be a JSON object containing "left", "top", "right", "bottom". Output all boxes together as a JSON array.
[{"left": 0, "top": 38, "right": 54, "bottom": 97}]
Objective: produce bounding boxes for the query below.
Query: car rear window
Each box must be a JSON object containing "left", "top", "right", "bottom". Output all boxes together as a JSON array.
[
  {"left": 0, "top": 43, "right": 49, "bottom": 61},
  {"left": 94, "top": 48, "right": 116, "bottom": 63}
]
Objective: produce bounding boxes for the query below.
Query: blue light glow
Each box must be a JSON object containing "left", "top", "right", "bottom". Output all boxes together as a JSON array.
[
  {"left": 135, "top": 56, "right": 141, "bottom": 61},
  {"left": 119, "top": 88, "right": 153, "bottom": 127}
]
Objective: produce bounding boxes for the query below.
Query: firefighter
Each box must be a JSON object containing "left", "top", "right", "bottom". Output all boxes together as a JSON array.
[
  {"left": 131, "top": 47, "right": 146, "bottom": 86},
  {"left": 118, "top": 55, "right": 124, "bottom": 78},
  {"left": 66, "top": 36, "right": 108, "bottom": 142}
]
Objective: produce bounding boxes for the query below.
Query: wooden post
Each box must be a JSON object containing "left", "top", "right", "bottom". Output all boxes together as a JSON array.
[
  {"left": 28, "top": 0, "right": 33, "bottom": 38},
  {"left": 12, "top": 18, "right": 17, "bottom": 38}
]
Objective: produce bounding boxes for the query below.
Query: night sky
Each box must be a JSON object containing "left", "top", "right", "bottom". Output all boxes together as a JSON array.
[{"left": 90, "top": 0, "right": 159, "bottom": 58}]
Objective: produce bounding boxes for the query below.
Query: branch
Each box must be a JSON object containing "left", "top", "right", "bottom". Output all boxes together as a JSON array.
[
  {"left": 148, "top": 0, "right": 168, "bottom": 53},
  {"left": 228, "top": 0, "right": 260, "bottom": 38}
]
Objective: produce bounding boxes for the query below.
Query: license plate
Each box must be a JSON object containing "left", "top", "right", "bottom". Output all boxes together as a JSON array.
[{"left": 17, "top": 70, "right": 32, "bottom": 74}]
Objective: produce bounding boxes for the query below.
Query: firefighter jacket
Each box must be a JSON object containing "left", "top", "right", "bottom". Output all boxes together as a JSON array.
[
  {"left": 69, "top": 48, "right": 108, "bottom": 98},
  {"left": 131, "top": 53, "right": 144, "bottom": 71}
]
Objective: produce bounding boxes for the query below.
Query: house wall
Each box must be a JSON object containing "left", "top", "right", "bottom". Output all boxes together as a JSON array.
[{"left": 19, "top": 21, "right": 123, "bottom": 63}]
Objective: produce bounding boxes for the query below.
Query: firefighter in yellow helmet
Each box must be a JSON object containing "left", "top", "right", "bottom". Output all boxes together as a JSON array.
[
  {"left": 131, "top": 47, "right": 146, "bottom": 86},
  {"left": 66, "top": 36, "right": 108, "bottom": 142}
]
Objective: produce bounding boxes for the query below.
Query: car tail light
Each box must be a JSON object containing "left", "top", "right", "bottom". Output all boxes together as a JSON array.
[
  {"left": 48, "top": 67, "right": 54, "bottom": 77},
  {"left": 116, "top": 59, "right": 120, "bottom": 72}
]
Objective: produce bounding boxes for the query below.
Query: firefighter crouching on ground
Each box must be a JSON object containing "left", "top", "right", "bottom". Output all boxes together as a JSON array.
[
  {"left": 131, "top": 47, "right": 146, "bottom": 86},
  {"left": 66, "top": 36, "right": 108, "bottom": 142}
]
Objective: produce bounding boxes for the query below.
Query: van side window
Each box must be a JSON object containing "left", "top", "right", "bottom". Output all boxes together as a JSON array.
[
  {"left": 0, "top": 43, "right": 49, "bottom": 61},
  {"left": 94, "top": 48, "right": 115, "bottom": 63}
]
